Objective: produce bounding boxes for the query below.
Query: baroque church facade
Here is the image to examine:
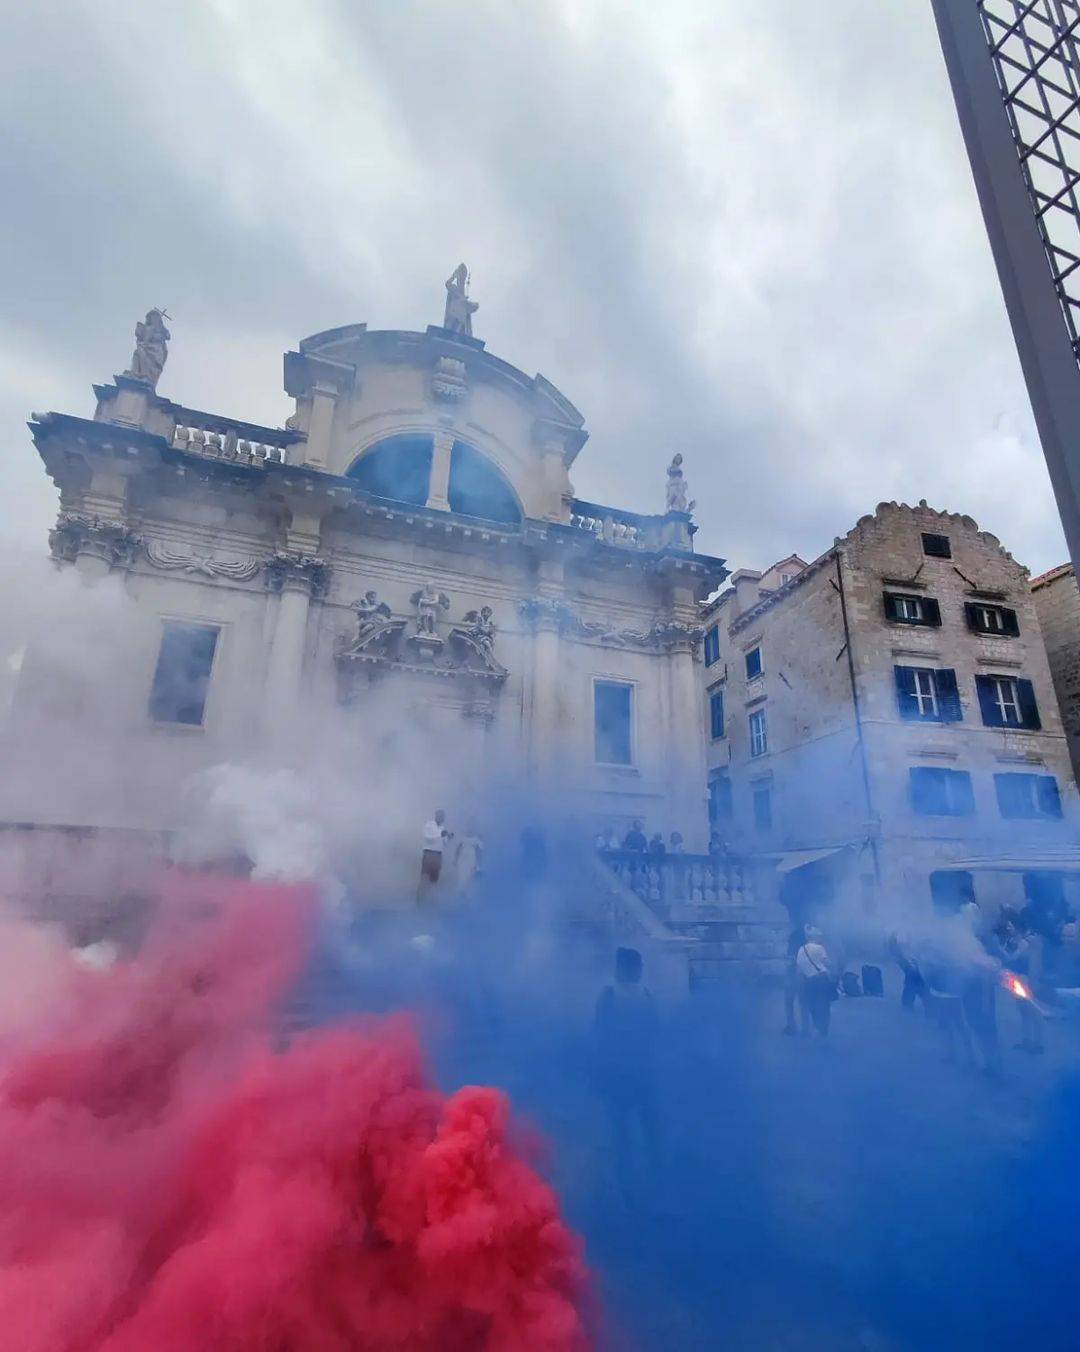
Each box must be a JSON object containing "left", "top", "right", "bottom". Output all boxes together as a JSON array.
[{"left": 26, "top": 274, "right": 727, "bottom": 844}]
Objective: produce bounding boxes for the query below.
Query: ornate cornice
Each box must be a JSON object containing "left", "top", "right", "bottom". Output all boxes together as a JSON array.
[
  {"left": 517, "top": 597, "right": 703, "bottom": 654},
  {"left": 265, "top": 551, "right": 329, "bottom": 597},
  {"left": 48, "top": 512, "right": 142, "bottom": 570}
]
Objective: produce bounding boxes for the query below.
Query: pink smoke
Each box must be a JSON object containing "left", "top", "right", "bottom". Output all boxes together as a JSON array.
[{"left": 0, "top": 874, "right": 591, "bottom": 1351}]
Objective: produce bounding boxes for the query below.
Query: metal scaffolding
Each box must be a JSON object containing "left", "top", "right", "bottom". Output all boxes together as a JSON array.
[
  {"left": 933, "top": 0, "right": 1080, "bottom": 571},
  {"left": 979, "top": 1, "right": 1080, "bottom": 361}
]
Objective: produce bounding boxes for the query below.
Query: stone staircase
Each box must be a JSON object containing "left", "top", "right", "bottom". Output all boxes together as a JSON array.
[{"left": 583, "top": 851, "right": 788, "bottom": 991}]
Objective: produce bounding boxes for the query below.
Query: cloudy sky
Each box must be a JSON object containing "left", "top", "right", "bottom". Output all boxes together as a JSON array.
[{"left": 0, "top": 0, "right": 1068, "bottom": 573}]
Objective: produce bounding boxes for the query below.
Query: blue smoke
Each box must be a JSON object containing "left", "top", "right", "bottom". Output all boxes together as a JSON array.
[{"left": 292, "top": 825, "right": 1080, "bottom": 1352}]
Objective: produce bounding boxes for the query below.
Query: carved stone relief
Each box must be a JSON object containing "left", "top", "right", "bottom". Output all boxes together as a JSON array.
[{"left": 144, "top": 541, "right": 262, "bottom": 580}]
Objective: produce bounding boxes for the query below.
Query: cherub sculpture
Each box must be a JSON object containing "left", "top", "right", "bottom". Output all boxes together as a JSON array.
[
  {"left": 461, "top": 605, "right": 497, "bottom": 659},
  {"left": 352, "top": 589, "right": 393, "bottom": 644},
  {"left": 411, "top": 581, "right": 451, "bottom": 636}
]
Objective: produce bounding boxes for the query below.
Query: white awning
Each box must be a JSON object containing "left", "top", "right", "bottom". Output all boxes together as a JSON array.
[
  {"left": 771, "top": 845, "right": 852, "bottom": 874},
  {"left": 938, "top": 850, "right": 1080, "bottom": 875}
]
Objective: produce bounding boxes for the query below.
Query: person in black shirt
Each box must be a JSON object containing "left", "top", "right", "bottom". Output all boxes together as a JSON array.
[{"left": 622, "top": 820, "right": 647, "bottom": 852}]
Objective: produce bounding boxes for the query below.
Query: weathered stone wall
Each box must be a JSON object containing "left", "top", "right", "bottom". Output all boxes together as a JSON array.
[
  {"left": 1032, "top": 565, "right": 1080, "bottom": 787},
  {"left": 701, "top": 502, "right": 1078, "bottom": 916}
]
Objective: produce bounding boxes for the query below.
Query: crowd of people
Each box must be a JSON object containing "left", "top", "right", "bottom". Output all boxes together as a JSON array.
[
  {"left": 783, "top": 890, "right": 1080, "bottom": 1066},
  {"left": 593, "top": 820, "right": 731, "bottom": 859}
]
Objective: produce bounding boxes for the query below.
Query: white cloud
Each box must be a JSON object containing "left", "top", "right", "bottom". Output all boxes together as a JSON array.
[{"left": 0, "top": 0, "right": 1069, "bottom": 573}]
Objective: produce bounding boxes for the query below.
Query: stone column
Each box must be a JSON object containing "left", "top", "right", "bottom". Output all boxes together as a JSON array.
[
  {"left": 519, "top": 597, "right": 564, "bottom": 782},
  {"left": 426, "top": 428, "right": 455, "bottom": 511},
  {"left": 262, "top": 553, "right": 328, "bottom": 733},
  {"left": 665, "top": 631, "right": 709, "bottom": 849}
]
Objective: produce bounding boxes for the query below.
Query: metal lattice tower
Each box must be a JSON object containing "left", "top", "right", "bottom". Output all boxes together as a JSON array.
[
  {"left": 933, "top": 0, "right": 1080, "bottom": 571},
  {"left": 979, "top": 1, "right": 1080, "bottom": 361}
]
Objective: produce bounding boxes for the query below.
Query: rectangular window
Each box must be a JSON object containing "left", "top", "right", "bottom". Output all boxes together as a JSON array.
[
  {"left": 709, "top": 688, "right": 725, "bottom": 740},
  {"left": 753, "top": 785, "right": 772, "bottom": 832},
  {"left": 894, "top": 666, "right": 962, "bottom": 723},
  {"left": 148, "top": 621, "right": 220, "bottom": 726},
  {"left": 909, "top": 766, "right": 975, "bottom": 817},
  {"left": 994, "top": 773, "right": 1063, "bottom": 820},
  {"left": 709, "top": 772, "right": 733, "bottom": 824},
  {"left": 964, "top": 602, "right": 1019, "bottom": 636},
  {"left": 745, "top": 646, "right": 763, "bottom": 681},
  {"left": 593, "top": 679, "right": 633, "bottom": 765},
  {"left": 975, "top": 674, "right": 1041, "bottom": 729},
  {"left": 883, "top": 592, "right": 942, "bottom": 627},
  {"left": 749, "top": 707, "right": 768, "bottom": 758},
  {"left": 921, "top": 532, "right": 952, "bottom": 558},
  {"left": 703, "top": 624, "right": 720, "bottom": 667}
]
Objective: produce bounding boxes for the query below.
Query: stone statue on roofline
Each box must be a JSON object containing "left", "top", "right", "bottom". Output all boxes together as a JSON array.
[
  {"left": 665, "top": 452, "right": 695, "bottom": 514},
  {"left": 124, "top": 308, "right": 171, "bottom": 388},
  {"left": 443, "top": 264, "right": 478, "bottom": 336}
]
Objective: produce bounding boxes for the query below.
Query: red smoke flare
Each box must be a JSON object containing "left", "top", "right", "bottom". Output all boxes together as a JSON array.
[{"left": 0, "top": 873, "right": 590, "bottom": 1351}]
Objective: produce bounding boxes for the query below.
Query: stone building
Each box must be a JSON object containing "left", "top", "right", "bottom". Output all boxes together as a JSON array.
[
  {"left": 700, "top": 502, "right": 1077, "bottom": 916},
  {"left": 16, "top": 279, "right": 726, "bottom": 852},
  {"left": 1031, "top": 562, "right": 1080, "bottom": 786}
]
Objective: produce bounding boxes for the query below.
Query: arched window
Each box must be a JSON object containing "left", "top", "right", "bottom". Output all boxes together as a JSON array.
[
  {"left": 346, "top": 434, "right": 521, "bottom": 525},
  {"left": 346, "top": 434, "right": 433, "bottom": 506},
  {"left": 449, "top": 441, "right": 521, "bottom": 524}
]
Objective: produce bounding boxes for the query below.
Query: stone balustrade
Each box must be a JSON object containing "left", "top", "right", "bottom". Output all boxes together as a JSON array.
[
  {"left": 598, "top": 848, "right": 749, "bottom": 910},
  {"left": 569, "top": 498, "right": 660, "bottom": 549},
  {"left": 170, "top": 422, "right": 287, "bottom": 465}
]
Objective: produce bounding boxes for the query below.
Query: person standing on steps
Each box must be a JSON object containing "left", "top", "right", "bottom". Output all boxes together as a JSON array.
[{"left": 418, "top": 808, "right": 450, "bottom": 903}]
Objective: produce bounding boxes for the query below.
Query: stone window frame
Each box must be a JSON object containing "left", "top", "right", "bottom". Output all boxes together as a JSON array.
[
  {"left": 708, "top": 685, "right": 725, "bottom": 741},
  {"left": 749, "top": 706, "right": 768, "bottom": 758},
  {"left": 591, "top": 674, "right": 637, "bottom": 769},
  {"left": 147, "top": 614, "right": 225, "bottom": 732}
]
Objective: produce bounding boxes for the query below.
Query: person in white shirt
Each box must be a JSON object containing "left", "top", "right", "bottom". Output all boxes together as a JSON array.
[
  {"left": 796, "top": 926, "right": 835, "bottom": 1037},
  {"left": 418, "top": 809, "right": 449, "bottom": 902}
]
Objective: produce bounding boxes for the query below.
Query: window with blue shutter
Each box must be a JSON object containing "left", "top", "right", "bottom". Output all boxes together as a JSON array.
[
  {"left": 965, "top": 602, "right": 1019, "bottom": 636},
  {"left": 883, "top": 593, "right": 941, "bottom": 627},
  {"left": 894, "top": 666, "right": 961, "bottom": 722},
  {"left": 995, "top": 773, "right": 1062, "bottom": 819},
  {"left": 910, "top": 767, "right": 975, "bottom": 816},
  {"left": 709, "top": 689, "right": 725, "bottom": 740},
  {"left": 709, "top": 772, "right": 733, "bottom": 823},
  {"left": 753, "top": 786, "right": 772, "bottom": 832},
  {"left": 745, "top": 646, "right": 763, "bottom": 680},
  {"left": 976, "top": 675, "right": 1040, "bottom": 729},
  {"left": 704, "top": 624, "right": 720, "bottom": 667}
]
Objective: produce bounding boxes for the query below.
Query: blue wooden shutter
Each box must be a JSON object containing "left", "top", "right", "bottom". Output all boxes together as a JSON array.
[
  {"left": 936, "top": 669, "right": 962, "bottom": 722},
  {"left": 883, "top": 593, "right": 900, "bottom": 621},
  {"left": 964, "top": 602, "right": 980, "bottom": 632},
  {"left": 895, "top": 666, "right": 919, "bottom": 720},
  {"left": 976, "top": 675, "right": 1002, "bottom": 726},
  {"left": 1002, "top": 607, "right": 1020, "bottom": 636},
  {"left": 923, "top": 598, "right": 942, "bottom": 627},
  {"left": 951, "top": 771, "right": 975, "bottom": 816},
  {"left": 1017, "top": 679, "right": 1041, "bottom": 730},
  {"left": 1037, "top": 776, "right": 1062, "bottom": 817}
]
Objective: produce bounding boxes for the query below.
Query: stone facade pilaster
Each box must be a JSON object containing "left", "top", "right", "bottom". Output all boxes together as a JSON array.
[{"left": 263, "top": 553, "right": 329, "bottom": 730}]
